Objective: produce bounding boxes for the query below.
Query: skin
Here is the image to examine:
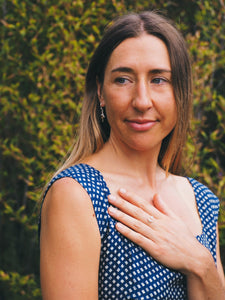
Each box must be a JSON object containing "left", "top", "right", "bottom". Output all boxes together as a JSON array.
[
  {"left": 40, "top": 34, "right": 225, "bottom": 299},
  {"left": 107, "top": 191, "right": 225, "bottom": 299},
  {"left": 98, "top": 34, "right": 177, "bottom": 155},
  {"left": 40, "top": 178, "right": 101, "bottom": 299}
]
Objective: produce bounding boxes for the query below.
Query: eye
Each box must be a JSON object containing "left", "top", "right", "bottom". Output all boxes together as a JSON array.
[
  {"left": 151, "top": 77, "right": 168, "bottom": 84},
  {"left": 114, "top": 77, "right": 129, "bottom": 84}
]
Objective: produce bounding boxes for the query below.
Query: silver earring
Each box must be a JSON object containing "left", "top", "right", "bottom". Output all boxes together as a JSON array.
[{"left": 100, "top": 106, "right": 105, "bottom": 122}]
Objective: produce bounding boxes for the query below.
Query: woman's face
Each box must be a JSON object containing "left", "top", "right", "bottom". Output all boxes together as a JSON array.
[{"left": 98, "top": 34, "right": 177, "bottom": 153}]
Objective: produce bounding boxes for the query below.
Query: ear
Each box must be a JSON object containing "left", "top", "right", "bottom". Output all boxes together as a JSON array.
[{"left": 96, "top": 78, "right": 105, "bottom": 107}]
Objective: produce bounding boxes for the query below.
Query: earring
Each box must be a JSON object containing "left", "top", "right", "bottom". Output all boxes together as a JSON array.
[{"left": 100, "top": 105, "right": 105, "bottom": 122}]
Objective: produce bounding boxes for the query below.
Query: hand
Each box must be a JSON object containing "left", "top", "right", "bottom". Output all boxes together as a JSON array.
[{"left": 108, "top": 189, "right": 208, "bottom": 275}]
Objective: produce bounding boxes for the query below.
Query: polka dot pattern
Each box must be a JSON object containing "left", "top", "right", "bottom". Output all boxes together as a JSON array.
[{"left": 40, "top": 164, "right": 220, "bottom": 299}]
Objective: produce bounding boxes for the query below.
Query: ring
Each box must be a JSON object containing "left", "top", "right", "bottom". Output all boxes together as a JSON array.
[{"left": 147, "top": 216, "right": 154, "bottom": 223}]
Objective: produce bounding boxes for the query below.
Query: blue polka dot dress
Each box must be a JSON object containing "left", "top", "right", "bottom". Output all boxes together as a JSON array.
[{"left": 41, "top": 164, "right": 220, "bottom": 299}]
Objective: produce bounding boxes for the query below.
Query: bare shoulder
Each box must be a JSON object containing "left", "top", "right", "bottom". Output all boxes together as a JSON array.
[
  {"left": 42, "top": 177, "right": 93, "bottom": 214},
  {"left": 170, "top": 173, "right": 194, "bottom": 197},
  {"left": 40, "top": 177, "right": 100, "bottom": 299},
  {"left": 40, "top": 176, "right": 100, "bottom": 240},
  {"left": 44, "top": 176, "right": 90, "bottom": 202}
]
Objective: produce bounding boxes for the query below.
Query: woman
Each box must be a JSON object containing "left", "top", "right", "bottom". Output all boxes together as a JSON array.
[{"left": 39, "top": 11, "right": 225, "bottom": 299}]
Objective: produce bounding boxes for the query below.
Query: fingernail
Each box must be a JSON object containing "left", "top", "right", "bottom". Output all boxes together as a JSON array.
[
  {"left": 108, "top": 206, "right": 117, "bottom": 214},
  {"left": 119, "top": 188, "right": 127, "bottom": 194},
  {"left": 108, "top": 194, "right": 116, "bottom": 201},
  {"left": 116, "top": 223, "right": 124, "bottom": 230}
]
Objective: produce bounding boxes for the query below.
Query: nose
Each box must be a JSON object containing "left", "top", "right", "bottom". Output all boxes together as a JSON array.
[{"left": 132, "top": 80, "right": 152, "bottom": 112}]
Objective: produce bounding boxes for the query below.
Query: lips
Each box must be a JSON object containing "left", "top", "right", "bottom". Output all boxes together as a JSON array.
[{"left": 126, "top": 118, "right": 158, "bottom": 131}]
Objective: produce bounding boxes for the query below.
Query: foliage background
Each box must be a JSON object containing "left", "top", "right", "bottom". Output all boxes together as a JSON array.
[{"left": 0, "top": 0, "right": 224, "bottom": 298}]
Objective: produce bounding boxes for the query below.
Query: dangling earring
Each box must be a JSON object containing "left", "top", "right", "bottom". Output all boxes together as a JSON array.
[{"left": 100, "top": 105, "right": 105, "bottom": 122}]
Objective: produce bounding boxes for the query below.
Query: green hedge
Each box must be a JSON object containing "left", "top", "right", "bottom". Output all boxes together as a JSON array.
[{"left": 0, "top": 0, "right": 224, "bottom": 298}]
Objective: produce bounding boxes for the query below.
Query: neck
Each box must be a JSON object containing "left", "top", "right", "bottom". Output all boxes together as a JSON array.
[{"left": 91, "top": 139, "right": 166, "bottom": 189}]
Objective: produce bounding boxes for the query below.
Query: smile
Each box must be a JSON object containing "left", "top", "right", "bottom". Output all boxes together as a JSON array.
[{"left": 126, "top": 119, "right": 158, "bottom": 131}]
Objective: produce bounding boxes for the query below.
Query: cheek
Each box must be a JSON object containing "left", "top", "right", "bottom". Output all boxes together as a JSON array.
[
  {"left": 102, "top": 89, "right": 128, "bottom": 115},
  {"left": 165, "top": 91, "right": 177, "bottom": 116},
  {"left": 155, "top": 94, "right": 177, "bottom": 116}
]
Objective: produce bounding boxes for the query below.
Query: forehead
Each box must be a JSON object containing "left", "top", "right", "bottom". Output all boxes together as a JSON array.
[{"left": 105, "top": 34, "right": 171, "bottom": 72}]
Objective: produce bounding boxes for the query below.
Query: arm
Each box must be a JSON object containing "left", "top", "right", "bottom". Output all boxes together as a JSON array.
[
  {"left": 40, "top": 177, "right": 101, "bottom": 300},
  {"left": 108, "top": 189, "right": 225, "bottom": 299},
  {"left": 217, "top": 226, "right": 225, "bottom": 286},
  {"left": 187, "top": 225, "right": 225, "bottom": 299}
]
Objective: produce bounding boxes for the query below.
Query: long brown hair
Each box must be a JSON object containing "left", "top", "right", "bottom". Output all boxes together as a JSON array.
[{"left": 58, "top": 11, "right": 192, "bottom": 175}]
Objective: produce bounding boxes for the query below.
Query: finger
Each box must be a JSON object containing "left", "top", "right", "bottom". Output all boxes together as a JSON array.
[
  {"left": 153, "top": 194, "right": 176, "bottom": 218},
  {"left": 116, "top": 188, "right": 163, "bottom": 219},
  {"left": 108, "top": 206, "right": 157, "bottom": 241},
  {"left": 115, "top": 222, "right": 156, "bottom": 253},
  {"left": 108, "top": 196, "right": 154, "bottom": 227},
  {"left": 108, "top": 193, "right": 158, "bottom": 226}
]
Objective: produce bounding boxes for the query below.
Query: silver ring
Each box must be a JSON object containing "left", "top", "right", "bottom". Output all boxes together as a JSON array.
[{"left": 147, "top": 216, "right": 154, "bottom": 223}]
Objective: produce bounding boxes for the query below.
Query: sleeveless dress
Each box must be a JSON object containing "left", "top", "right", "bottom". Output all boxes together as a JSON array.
[{"left": 40, "top": 163, "right": 220, "bottom": 300}]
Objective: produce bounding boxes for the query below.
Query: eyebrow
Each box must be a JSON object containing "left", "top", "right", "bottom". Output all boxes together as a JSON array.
[{"left": 111, "top": 67, "right": 171, "bottom": 74}]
